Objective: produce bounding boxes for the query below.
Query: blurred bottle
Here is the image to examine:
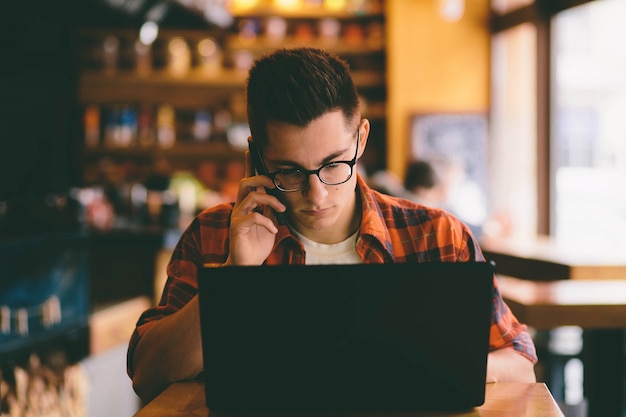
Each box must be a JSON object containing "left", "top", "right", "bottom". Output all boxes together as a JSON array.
[
  {"left": 343, "top": 23, "right": 365, "bottom": 45},
  {"left": 318, "top": 18, "right": 341, "bottom": 44},
  {"left": 135, "top": 39, "right": 153, "bottom": 76},
  {"left": 193, "top": 110, "right": 213, "bottom": 142},
  {"left": 237, "top": 18, "right": 260, "bottom": 45},
  {"left": 197, "top": 37, "right": 222, "bottom": 75},
  {"left": 293, "top": 22, "right": 315, "bottom": 43},
  {"left": 119, "top": 106, "right": 138, "bottom": 147},
  {"left": 167, "top": 37, "right": 191, "bottom": 77},
  {"left": 138, "top": 104, "right": 155, "bottom": 147},
  {"left": 157, "top": 104, "right": 176, "bottom": 148},
  {"left": 102, "top": 35, "right": 120, "bottom": 75},
  {"left": 265, "top": 17, "right": 287, "bottom": 43},
  {"left": 103, "top": 105, "right": 121, "bottom": 148},
  {"left": 84, "top": 105, "right": 100, "bottom": 148}
]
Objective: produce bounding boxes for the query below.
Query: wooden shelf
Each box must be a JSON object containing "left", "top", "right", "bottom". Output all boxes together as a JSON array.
[
  {"left": 79, "top": 70, "right": 247, "bottom": 108},
  {"left": 225, "top": 36, "right": 384, "bottom": 55},
  {"left": 228, "top": 5, "right": 383, "bottom": 19},
  {"left": 79, "top": 68, "right": 383, "bottom": 107},
  {"left": 83, "top": 142, "right": 245, "bottom": 161}
]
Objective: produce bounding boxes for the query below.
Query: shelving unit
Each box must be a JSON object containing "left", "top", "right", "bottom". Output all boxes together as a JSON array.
[
  {"left": 78, "top": 67, "right": 384, "bottom": 116},
  {"left": 75, "top": 1, "right": 387, "bottom": 194}
]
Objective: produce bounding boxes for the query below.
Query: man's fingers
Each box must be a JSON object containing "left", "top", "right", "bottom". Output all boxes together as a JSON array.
[{"left": 235, "top": 190, "right": 284, "bottom": 214}]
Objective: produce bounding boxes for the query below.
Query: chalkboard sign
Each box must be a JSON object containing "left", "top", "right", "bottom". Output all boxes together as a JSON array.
[
  {"left": 410, "top": 113, "right": 489, "bottom": 231},
  {"left": 410, "top": 113, "right": 489, "bottom": 198}
]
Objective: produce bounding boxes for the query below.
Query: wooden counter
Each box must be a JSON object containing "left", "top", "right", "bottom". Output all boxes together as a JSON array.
[{"left": 480, "top": 236, "right": 626, "bottom": 280}]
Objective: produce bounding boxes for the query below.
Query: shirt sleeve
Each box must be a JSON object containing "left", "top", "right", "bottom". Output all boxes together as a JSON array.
[
  {"left": 458, "top": 221, "right": 538, "bottom": 364},
  {"left": 126, "top": 220, "right": 203, "bottom": 378},
  {"left": 489, "top": 276, "right": 538, "bottom": 363}
]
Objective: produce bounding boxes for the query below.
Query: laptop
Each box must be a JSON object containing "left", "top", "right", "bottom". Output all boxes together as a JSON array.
[{"left": 197, "top": 262, "right": 494, "bottom": 412}]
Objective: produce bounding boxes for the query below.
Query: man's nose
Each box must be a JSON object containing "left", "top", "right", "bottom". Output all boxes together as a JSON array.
[{"left": 302, "top": 173, "right": 328, "bottom": 200}]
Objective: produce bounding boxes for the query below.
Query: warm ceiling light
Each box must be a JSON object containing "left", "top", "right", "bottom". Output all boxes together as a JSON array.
[
  {"left": 324, "top": 0, "right": 345, "bottom": 11},
  {"left": 274, "top": 0, "right": 300, "bottom": 10},
  {"left": 439, "top": 0, "right": 464, "bottom": 22},
  {"left": 232, "top": 0, "right": 260, "bottom": 10},
  {"left": 139, "top": 21, "right": 159, "bottom": 45}
]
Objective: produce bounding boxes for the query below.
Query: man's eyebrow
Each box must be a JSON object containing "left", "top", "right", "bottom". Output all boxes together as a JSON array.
[{"left": 270, "top": 148, "right": 349, "bottom": 169}]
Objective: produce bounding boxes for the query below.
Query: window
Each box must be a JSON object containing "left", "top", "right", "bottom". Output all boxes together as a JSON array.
[
  {"left": 552, "top": 0, "right": 626, "bottom": 245},
  {"left": 489, "top": 23, "right": 537, "bottom": 239},
  {"left": 490, "top": 0, "right": 626, "bottom": 244}
]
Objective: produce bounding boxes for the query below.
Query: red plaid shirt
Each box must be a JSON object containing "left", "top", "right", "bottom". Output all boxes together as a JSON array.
[{"left": 127, "top": 175, "right": 537, "bottom": 377}]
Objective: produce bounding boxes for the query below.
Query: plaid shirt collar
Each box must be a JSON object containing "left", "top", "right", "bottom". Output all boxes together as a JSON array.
[{"left": 269, "top": 175, "right": 395, "bottom": 264}]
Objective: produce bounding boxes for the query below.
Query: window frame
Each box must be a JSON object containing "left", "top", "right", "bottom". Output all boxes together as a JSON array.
[{"left": 489, "top": 0, "right": 595, "bottom": 235}]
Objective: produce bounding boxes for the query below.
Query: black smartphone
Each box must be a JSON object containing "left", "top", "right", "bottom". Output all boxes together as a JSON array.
[{"left": 248, "top": 141, "right": 287, "bottom": 224}]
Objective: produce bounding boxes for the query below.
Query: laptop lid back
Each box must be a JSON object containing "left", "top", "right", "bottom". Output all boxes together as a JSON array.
[{"left": 198, "top": 262, "right": 494, "bottom": 412}]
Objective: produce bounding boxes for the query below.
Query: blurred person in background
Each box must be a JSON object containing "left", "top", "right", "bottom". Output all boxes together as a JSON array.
[{"left": 404, "top": 158, "right": 486, "bottom": 239}]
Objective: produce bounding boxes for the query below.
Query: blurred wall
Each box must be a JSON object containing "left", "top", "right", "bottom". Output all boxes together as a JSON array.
[{"left": 386, "top": 0, "right": 490, "bottom": 179}]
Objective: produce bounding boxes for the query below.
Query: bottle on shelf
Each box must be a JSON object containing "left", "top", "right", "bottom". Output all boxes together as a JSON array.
[
  {"left": 84, "top": 105, "right": 100, "bottom": 148},
  {"left": 102, "top": 35, "right": 120, "bottom": 75},
  {"left": 157, "top": 104, "right": 176, "bottom": 149},
  {"left": 197, "top": 37, "right": 222, "bottom": 75},
  {"left": 138, "top": 104, "right": 156, "bottom": 148},
  {"left": 134, "top": 38, "right": 153, "bottom": 76},
  {"left": 193, "top": 110, "right": 213, "bottom": 142},
  {"left": 167, "top": 37, "right": 192, "bottom": 77},
  {"left": 119, "top": 106, "right": 138, "bottom": 147}
]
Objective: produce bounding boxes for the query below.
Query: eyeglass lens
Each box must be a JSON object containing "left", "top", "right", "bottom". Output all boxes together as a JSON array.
[{"left": 274, "top": 163, "right": 353, "bottom": 191}]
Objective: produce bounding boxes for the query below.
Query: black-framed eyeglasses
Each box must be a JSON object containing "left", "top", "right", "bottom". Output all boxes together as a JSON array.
[{"left": 264, "top": 130, "right": 360, "bottom": 192}]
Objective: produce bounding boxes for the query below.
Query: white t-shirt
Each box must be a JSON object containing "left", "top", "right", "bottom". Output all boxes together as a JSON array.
[{"left": 292, "top": 229, "right": 363, "bottom": 265}]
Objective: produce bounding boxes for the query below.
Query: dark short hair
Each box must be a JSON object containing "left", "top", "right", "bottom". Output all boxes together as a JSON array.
[
  {"left": 246, "top": 47, "right": 360, "bottom": 148},
  {"left": 404, "top": 160, "right": 439, "bottom": 191}
]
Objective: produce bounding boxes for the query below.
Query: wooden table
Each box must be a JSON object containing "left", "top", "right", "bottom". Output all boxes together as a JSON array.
[
  {"left": 134, "top": 381, "right": 564, "bottom": 417},
  {"left": 498, "top": 276, "right": 626, "bottom": 330},
  {"left": 480, "top": 236, "right": 626, "bottom": 280},
  {"left": 499, "top": 276, "right": 626, "bottom": 417}
]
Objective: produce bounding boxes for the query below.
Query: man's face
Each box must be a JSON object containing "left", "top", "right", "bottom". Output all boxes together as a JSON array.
[{"left": 263, "top": 111, "right": 367, "bottom": 244}]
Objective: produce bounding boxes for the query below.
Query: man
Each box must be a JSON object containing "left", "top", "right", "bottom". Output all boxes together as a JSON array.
[
  {"left": 403, "top": 159, "right": 444, "bottom": 206},
  {"left": 127, "top": 47, "right": 537, "bottom": 404},
  {"left": 403, "top": 158, "right": 485, "bottom": 238}
]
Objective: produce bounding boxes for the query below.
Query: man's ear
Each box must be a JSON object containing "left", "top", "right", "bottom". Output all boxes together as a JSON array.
[{"left": 357, "top": 119, "right": 370, "bottom": 159}]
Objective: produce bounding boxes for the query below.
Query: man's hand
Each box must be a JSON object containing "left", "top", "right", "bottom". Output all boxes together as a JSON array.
[{"left": 225, "top": 151, "right": 287, "bottom": 266}]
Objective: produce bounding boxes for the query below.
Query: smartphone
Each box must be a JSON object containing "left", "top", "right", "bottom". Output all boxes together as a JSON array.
[{"left": 248, "top": 141, "right": 287, "bottom": 224}]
